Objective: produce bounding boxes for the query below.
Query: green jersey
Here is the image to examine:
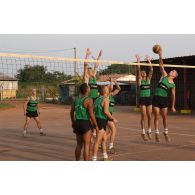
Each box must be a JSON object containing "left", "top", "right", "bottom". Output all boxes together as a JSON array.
[
  {"left": 94, "top": 96, "right": 107, "bottom": 120},
  {"left": 140, "top": 78, "right": 151, "bottom": 97},
  {"left": 27, "top": 96, "right": 38, "bottom": 112},
  {"left": 89, "top": 77, "right": 98, "bottom": 99},
  {"left": 75, "top": 96, "right": 90, "bottom": 120},
  {"left": 109, "top": 96, "right": 115, "bottom": 114},
  {"left": 155, "top": 76, "right": 175, "bottom": 97}
]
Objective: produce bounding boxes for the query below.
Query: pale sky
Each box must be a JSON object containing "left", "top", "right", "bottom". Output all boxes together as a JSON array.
[{"left": 0, "top": 35, "right": 194, "bottom": 61}]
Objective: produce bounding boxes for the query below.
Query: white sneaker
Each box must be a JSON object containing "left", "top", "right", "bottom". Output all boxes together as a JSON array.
[{"left": 23, "top": 130, "right": 27, "bottom": 137}]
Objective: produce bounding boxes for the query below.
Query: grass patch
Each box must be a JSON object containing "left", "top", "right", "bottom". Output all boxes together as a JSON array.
[{"left": 0, "top": 103, "right": 15, "bottom": 110}]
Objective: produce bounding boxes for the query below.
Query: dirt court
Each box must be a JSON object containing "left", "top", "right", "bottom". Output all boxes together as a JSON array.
[{"left": 0, "top": 101, "right": 195, "bottom": 161}]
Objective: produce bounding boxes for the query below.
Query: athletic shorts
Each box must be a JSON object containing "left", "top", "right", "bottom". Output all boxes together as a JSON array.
[
  {"left": 152, "top": 95, "right": 168, "bottom": 109},
  {"left": 96, "top": 118, "right": 108, "bottom": 131},
  {"left": 26, "top": 111, "right": 38, "bottom": 118},
  {"left": 73, "top": 120, "right": 92, "bottom": 135},
  {"left": 139, "top": 97, "right": 152, "bottom": 107}
]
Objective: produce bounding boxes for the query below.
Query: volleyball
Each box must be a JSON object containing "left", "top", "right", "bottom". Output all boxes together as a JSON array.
[{"left": 153, "top": 44, "right": 162, "bottom": 54}]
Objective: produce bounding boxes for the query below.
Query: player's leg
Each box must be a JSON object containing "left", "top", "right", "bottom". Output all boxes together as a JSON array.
[
  {"left": 83, "top": 130, "right": 92, "bottom": 161},
  {"left": 146, "top": 104, "right": 152, "bottom": 140},
  {"left": 102, "top": 131, "right": 109, "bottom": 160},
  {"left": 154, "top": 107, "right": 160, "bottom": 142},
  {"left": 34, "top": 117, "right": 46, "bottom": 136},
  {"left": 75, "top": 134, "right": 83, "bottom": 161},
  {"left": 140, "top": 105, "right": 148, "bottom": 141},
  {"left": 23, "top": 116, "right": 31, "bottom": 136},
  {"left": 108, "top": 121, "right": 116, "bottom": 153},
  {"left": 160, "top": 108, "right": 171, "bottom": 142}
]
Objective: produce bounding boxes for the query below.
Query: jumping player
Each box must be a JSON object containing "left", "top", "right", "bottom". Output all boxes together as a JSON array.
[
  {"left": 92, "top": 85, "right": 117, "bottom": 161},
  {"left": 23, "top": 89, "right": 46, "bottom": 137},
  {"left": 153, "top": 48, "right": 177, "bottom": 142},
  {"left": 107, "top": 78, "right": 121, "bottom": 153},
  {"left": 135, "top": 54, "right": 153, "bottom": 141},
  {"left": 70, "top": 83, "right": 99, "bottom": 161}
]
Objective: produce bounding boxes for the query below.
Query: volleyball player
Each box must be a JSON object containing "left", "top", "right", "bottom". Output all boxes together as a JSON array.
[
  {"left": 70, "top": 83, "right": 99, "bottom": 161},
  {"left": 23, "top": 89, "right": 46, "bottom": 137},
  {"left": 135, "top": 54, "right": 153, "bottom": 141},
  {"left": 153, "top": 48, "right": 177, "bottom": 142}
]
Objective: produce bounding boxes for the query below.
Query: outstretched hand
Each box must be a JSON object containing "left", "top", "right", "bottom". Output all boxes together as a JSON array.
[
  {"left": 145, "top": 55, "right": 151, "bottom": 63},
  {"left": 86, "top": 48, "right": 91, "bottom": 57},
  {"left": 135, "top": 54, "right": 141, "bottom": 62}
]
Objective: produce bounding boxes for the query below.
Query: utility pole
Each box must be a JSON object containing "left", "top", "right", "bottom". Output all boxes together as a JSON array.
[{"left": 73, "top": 47, "right": 77, "bottom": 96}]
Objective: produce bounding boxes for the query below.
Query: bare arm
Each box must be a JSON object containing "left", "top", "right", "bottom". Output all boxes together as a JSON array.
[
  {"left": 93, "top": 49, "right": 102, "bottom": 77},
  {"left": 111, "top": 81, "right": 121, "bottom": 96},
  {"left": 83, "top": 48, "right": 91, "bottom": 83},
  {"left": 159, "top": 50, "right": 167, "bottom": 77},
  {"left": 87, "top": 98, "right": 99, "bottom": 134},
  {"left": 171, "top": 87, "right": 176, "bottom": 112},
  {"left": 135, "top": 54, "right": 142, "bottom": 84},
  {"left": 146, "top": 55, "right": 153, "bottom": 80},
  {"left": 70, "top": 101, "right": 75, "bottom": 127},
  {"left": 103, "top": 98, "right": 117, "bottom": 122},
  {"left": 23, "top": 96, "right": 30, "bottom": 115}
]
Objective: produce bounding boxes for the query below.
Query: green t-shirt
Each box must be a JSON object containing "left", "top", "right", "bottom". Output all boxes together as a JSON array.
[
  {"left": 140, "top": 78, "right": 151, "bottom": 97},
  {"left": 109, "top": 96, "right": 115, "bottom": 114},
  {"left": 94, "top": 96, "right": 107, "bottom": 120},
  {"left": 75, "top": 96, "right": 90, "bottom": 120},
  {"left": 155, "top": 76, "right": 175, "bottom": 97},
  {"left": 27, "top": 96, "right": 38, "bottom": 112},
  {"left": 89, "top": 77, "right": 98, "bottom": 99}
]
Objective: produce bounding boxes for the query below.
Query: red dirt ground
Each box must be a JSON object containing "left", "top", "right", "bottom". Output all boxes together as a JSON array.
[{"left": 0, "top": 101, "right": 195, "bottom": 161}]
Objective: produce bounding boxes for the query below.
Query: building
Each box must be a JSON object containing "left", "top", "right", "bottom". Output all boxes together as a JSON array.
[
  {"left": 0, "top": 73, "right": 18, "bottom": 100},
  {"left": 141, "top": 55, "right": 195, "bottom": 109}
]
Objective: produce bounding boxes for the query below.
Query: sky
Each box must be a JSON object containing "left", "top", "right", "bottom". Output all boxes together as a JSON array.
[{"left": 0, "top": 34, "right": 194, "bottom": 62}]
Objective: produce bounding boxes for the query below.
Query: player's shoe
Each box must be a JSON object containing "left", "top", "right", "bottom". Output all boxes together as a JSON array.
[
  {"left": 146, "top": 131, "right": 152, "bottom": 140},
  {"left": 163, "top": 133, "right": 171, "bottom": 143},
  {"left": 141, "top": 133, "right": 148, "bottom": 141},
  {"left": 40, "top": 132, "right": 46, "bottom": 136},
  {"left": 155, "top": 133, "right": 160, "bottom": 142},
  {"left": 22, "top": 130, "right": 27, "bottom": 137},
  {"left": 108, "top": 147, "right": 116, "bottom": 154},
  {"left": 103, "top": 157, "right": 113, "bottom": 161}
]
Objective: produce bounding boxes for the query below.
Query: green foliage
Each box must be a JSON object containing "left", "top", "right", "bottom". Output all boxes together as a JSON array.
[{"left": 99, "top": 64, "right": 135, "bottom": 75}]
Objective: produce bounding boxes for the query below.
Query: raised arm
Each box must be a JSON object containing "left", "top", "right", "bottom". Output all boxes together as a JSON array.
[
  {"left": 158, "top": 49, "right": 167, "bottom": 77},
  {"left": 111, "top": 80, "right": 121, "bottom": 96},
  {"left": 171, "top": 87, "right": 176, "bottom": 113},
  {"left": 93, "top": 49, "right": 102, "bottom": 77},
  {"left": 135, "top": 54, "right": 142, "bottom": 84},
  {"left": 23, "top": 96, "right": 30, "bottom": 116},
  {"left": 83, "top": 48, "right": 91, "bottom": 83},
  {"left": 103, "top": 98, "right": 117, "bottom": 123},
  {"left": 86, "top": 98, "right": 99, "bottom": 134},
  {"left": 145, "top": 55, "right": 153, "bottom": 80}
]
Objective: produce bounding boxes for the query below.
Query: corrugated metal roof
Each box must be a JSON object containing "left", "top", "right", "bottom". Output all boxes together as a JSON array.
[{"left": 0, "top": 73, "right": 18, "bottom": 81}]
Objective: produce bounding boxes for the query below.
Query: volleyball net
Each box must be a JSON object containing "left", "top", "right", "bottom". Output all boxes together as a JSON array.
[{"left": 0, "top": 52, "right": 195, "bottom": 109}]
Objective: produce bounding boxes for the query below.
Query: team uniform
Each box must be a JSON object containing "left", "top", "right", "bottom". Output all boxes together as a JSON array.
[
  {"left": 73, "top": 96, "right": 92, "bottom": 135},
  {"left": 139, "top": 78, "right": 152, "bottom": 106},
  {"left": 88, "top": 77, "right": 99, "bottom": 101},
  {"left": 153, "top": 76, "right": 175, "bottom": 108},
  {"left": 26, "top": 96, "right": 39, "bottom": 118},
  {"left": 94, "top": 97, "right": 108, "bottom": 131}
]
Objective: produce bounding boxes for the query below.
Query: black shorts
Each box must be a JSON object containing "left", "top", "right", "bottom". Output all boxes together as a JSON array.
[
  {"left": 139, "top": 97, "right": 152, "bottom": 107},
  {"left": 26, "top": 111, "right": 38, "bottom": 118},
  {"left": 73, "top": 120, "right": 92, "bottom": 135},
  {"left": 152, "top": 95, "right": 168, "bottom": 109},
  {"left": 96, "top": 118, "right": 108, "bottom": 131}
]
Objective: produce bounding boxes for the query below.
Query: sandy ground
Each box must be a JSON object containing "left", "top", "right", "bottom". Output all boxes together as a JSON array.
[{"left": 0, "top": 101, "right": 195, "bottom": 161}]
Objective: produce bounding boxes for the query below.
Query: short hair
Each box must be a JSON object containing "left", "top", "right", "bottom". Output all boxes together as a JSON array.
[{"left": 79, "top": 83, "right": 89, "bottom": 95}]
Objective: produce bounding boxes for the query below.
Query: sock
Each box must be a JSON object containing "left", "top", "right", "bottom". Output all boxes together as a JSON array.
[
  {"left": 92, "top": 156, "right": 97, "bottom": 161},
  {"left": 147, "top": 129, "right": 152, "bottom": 133},
  {"left": 155, "top": 129, "right": 159, "bottom": 134},
  {"left": 142, "top": 129, "right": 146, "bottom": 134},
  {"left": 39, "top": 129, "right": 43, "bottom": 133},
  {"left": 109, "top": 143, "right": 114, "bottom": 149},
  {"left": 164, "top": 128, "right": 168, "bottom": 134},
  {"left": 23, "top": 130, "right": 27, "bottom": 134},
  {"left": 103, "top": 153, "right": 108, "bottom": 159}
]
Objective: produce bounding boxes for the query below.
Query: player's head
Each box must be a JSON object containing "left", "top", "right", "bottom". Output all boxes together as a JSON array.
[
  {"left": 31, "top": 88, "right": 36, "bottom": 95},
  {"left": 99, "top": 85, "right": 109, "bottom": 96},
  {"left": 87, "top": 67, "right": 93, "bottom": 77},
  {"left": 169, "top": 70, "right": 178, "bottom": 79},
  {"left": 141, "top": 70, "right": 147, "bottom": 78},
  {"left": 80, "top": 83, "right": 90, "bottom": 95}
]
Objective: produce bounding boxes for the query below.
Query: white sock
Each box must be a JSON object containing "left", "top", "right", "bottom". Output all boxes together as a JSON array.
[
  {"left": 92, "top": 156, "right": 97, "bottom": 161},
  {"left": 109, "top": 143, "right": 114, "bottom": 149},
  {"left": 39, "top": 129, "right": 43, "bottom": 132},
  {"left": 147, "top": 129, "right": 152, "bottom": 133},
  {"left": 103, "top": 153, "right": 108, "bottom": 159},
  {"left": 23, "top": 130, "right": 27, "bottom": 134},
  {"left": 142, "top": 129, "right": 146, "bottom": 134},
  {"left": 155, "top": 129, "right": 159, "bottom": 134},
  {"left": 164, "top": 129, "right": 168, "bottom": 134}
]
